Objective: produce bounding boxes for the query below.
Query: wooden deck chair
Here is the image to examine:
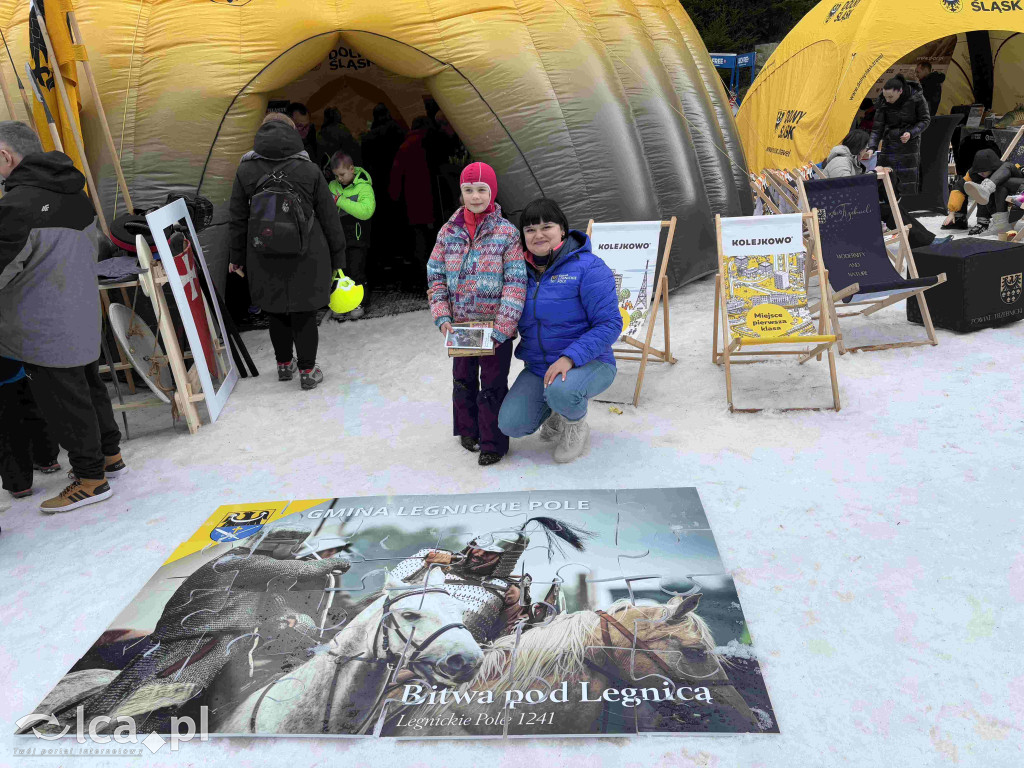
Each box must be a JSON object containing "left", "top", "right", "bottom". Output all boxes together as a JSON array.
[
  {"left": 797, "top": 170, "right": 947, "bottom": 354},
  {"left": 712, "top": 211, "right": 841, "bottom": 412},
  {"left": 750, "top": 172, "right": 783, "bottom": 215},
  {"left": 966, "top": 124, "right": 1024, "bottom": 222}
]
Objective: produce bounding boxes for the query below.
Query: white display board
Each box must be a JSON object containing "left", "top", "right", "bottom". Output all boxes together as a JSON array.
[
  {"left": 146, "top": 199, "right": 238, "bottom": 423},
  {"left": 589, "top": 220, "right": 664, "bottom": 340}
]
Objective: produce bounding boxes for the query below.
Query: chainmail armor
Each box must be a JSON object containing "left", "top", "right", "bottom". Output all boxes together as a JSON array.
[{"left": 389, "top": 549, "right": 510, "bottom": 643}]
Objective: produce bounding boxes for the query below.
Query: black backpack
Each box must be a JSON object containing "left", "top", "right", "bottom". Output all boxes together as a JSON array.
[{"left": 247, "top": 159, "right": 315, "bottom": 256}]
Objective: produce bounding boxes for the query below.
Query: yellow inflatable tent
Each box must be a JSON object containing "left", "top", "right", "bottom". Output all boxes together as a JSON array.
[
  {"left": 737, "top": 0, "right": 1024, "bottom": 173},
  {"left": 0, "top": 0, "right": 752, "bottom": 286}
]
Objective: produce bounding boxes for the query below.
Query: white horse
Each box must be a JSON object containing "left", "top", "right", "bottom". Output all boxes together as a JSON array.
[{"left": 215, "top": 568, "right": 483, "bottom": 734}]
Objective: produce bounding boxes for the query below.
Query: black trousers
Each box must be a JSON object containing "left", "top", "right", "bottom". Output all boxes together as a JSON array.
[
  {"left": 346, "top": 243, "right": 368, "bottom": 288},
  {"left": 0, "top": 378, "right": 60, "bottom": 493},
  {"left": 266, "top": 310, "right": 318, "bottom": 370},
  {"left": 24, "top": 359, "right": 121, "bottom": 481}
]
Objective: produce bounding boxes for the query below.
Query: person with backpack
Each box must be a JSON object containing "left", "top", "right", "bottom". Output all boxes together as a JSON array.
[
  {"left": 328, "top": 151, "right": 375, "bottom": 320},
  {"left": 228, "top": 113, "right": 348, "bottom": 390}
]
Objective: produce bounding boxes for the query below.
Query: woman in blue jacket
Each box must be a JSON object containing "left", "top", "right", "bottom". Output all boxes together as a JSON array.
[{"left": 498, "top": 198, "right": 621, "bottom": 463}]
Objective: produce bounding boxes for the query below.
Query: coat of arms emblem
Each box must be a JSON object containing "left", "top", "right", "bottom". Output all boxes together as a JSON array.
[
  {"left": 211, "top": 508, "right": 273, "bottom": 542},
  {"left": 1000, "top": 273, "right": 1022, "bottom": 305}
]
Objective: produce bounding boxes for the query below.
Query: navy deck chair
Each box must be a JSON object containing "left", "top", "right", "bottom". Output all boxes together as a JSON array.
[{"left": 797, "top": 169, "right": 947, "bottom": 354}]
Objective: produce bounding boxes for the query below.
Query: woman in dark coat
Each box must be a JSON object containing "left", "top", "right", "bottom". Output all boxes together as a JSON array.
[
  {"left": 228, "top": 114, "right": 348, "bottom": 390},
  {"left": 869, "top": 74, "right": 931, "bottom": 196}
]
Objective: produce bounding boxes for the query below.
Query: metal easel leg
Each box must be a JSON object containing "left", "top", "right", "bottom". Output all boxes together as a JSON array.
[{"left": 100, "top": 331, "right": 131, "bottom": 441}]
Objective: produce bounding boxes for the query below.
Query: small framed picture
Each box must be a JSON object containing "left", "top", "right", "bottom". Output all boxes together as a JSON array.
[{"left": 446, "top": 322, "right": 495, "bottom": 357}]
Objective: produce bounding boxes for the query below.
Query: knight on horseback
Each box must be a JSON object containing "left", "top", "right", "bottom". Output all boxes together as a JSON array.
[
  {"left": 65, "top": 523, "right": 351, "bottom": 731},
  {"left": 388, "top": 517, "right": 591, "bottom": 644}
]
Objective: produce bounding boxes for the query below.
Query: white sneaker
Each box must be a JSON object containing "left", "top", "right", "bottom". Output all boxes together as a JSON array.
[
  {"left": 553, "top": 416, "right": 590, "bottom": 463},
  {"left": 539, "top": 412, "right": 565, "bottom": 442},
  {"left": 964, "top": 178, "right": 997, "bottom": 205}
]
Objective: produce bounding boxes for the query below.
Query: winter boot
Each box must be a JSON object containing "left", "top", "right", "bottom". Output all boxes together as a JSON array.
[
  {"left": 103, "top": 453, "right": 128, "bottom": 478},
  {"left": 40, "top": 475, "right": 112, "bottom": 513},
  {"left": 988, "top": 212, "right": 1011, "bottom": 240},
  {"left": 539, "top": 412, "right": 565, "bottom": 442},
  {"left": 478, "top": 451, "right": 503, "bottom": 466},
  {"left": 460, "top": 436, "right": 480, "bottom": 453},
  {"left": 347, "top": 305, "right": 366, "bottom": 321},
  {"left": 300, "top": 365, "right": 324, "bottom": 391},
  {"left": 33, "top": 460, "right": 61, "bottom": 474},
  {"left": 9, "top": 488, "right": 32, "bottom": 499},
  {"left": 553, "top": 416, "right": 590, "bottom": 464},
  {"left": 964, "top": 178, "right": 997, "bottom": 205},
  {"left": 968, "top": 218, "right": 991, "bottom": 236},
  {"left": 278, "top": 360, "right": 297, "bottom": 381}
]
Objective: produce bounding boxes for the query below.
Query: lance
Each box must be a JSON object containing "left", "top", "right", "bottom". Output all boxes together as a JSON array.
[
  {"left": 0, "top": 26, "right": 38, "bottom": 132},
  {"left": 25, "top": 62, "right": 62, "bottom": 152},
  {"left": 65, "top": 8, "right": 134, "bottom": 213}
]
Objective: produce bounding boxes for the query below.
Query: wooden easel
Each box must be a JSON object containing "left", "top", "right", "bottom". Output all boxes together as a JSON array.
[
  {"left": 97, "top": 236, "right": 205, "bottom": 434},
  {"left": 586, "top": 217, "right": 678, "bottom": 407}
]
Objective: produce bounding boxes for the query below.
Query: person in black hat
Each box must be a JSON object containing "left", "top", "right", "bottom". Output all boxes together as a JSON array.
[{"left": 943, "top": 149, "right": 1024, "bottom": 236}]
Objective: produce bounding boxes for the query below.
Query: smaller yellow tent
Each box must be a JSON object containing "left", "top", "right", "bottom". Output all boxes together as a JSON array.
[{"left": 737, "top": 0, "right": 1024, "bottom": 172}]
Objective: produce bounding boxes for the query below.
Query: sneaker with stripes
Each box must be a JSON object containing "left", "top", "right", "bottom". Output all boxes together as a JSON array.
[
  {"left": 104, "top": 454, "right": 128, "bottom": 478},
  {"left": 40, "top": 477, "right": 113, "bottom": 513}
]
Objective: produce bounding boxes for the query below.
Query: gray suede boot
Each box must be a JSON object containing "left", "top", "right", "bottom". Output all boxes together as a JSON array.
[
  {"left": 553, "top": 416, "right": 590, "bottom": 463},
  {"left": 539, "top": 412, "right": 565, "bottom": 442}
]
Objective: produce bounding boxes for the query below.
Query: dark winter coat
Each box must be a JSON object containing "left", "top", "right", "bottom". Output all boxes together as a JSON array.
[
  {"left": 919, "top": 72, "right": 945, "bottom": 119},
  {"left": 515, "top": 231, "right": 622, "bottom": 376},
  {"left": 319, "top": 119, "right": 361, "bottom": 168},
  {"left": 0, "top": 152, "right": 103, "bottom": 367},
  {"left": 228, "top": 121, "right": 347, "bottom": 314},
  {"left": 869, "top": 83, "right": 931, "bottom": 195},
  {"left": 389, "top": 128, "right": 435, "bottom": 226}
]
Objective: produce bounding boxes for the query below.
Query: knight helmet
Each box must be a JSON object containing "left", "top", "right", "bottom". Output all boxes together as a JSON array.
[{"left": 465, "top": 529, "right": 530, "bottom": 580}]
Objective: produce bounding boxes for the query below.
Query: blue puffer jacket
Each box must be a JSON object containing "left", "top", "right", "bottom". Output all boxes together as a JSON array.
[{"left": 515, "top": 231, "right": 622, "bottom": 376}]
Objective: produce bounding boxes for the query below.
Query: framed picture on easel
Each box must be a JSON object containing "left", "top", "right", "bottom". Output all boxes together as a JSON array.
[
  {"left": 586, "top": 217, "right": 678, "bottom": 406},
  {"left": 146, "top": 199, "right": 238, "bottom": 423}
]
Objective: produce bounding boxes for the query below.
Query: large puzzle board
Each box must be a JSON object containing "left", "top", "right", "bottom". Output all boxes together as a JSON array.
[{"left": 30, "top": 489, "right": 777, "bottom": 739}]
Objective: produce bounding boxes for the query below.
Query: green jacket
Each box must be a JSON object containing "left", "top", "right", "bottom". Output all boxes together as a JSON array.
[{"left": 329, "top": 167, "right": 375, "bottom": 245}]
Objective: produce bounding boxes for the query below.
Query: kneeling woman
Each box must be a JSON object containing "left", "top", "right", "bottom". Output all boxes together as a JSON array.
[{"left": 498, "top": 199, "right": 621, "bottom": 463}]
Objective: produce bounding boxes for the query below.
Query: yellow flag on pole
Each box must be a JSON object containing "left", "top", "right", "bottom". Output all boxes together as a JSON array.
[{"left": 28, "top": 0, "right": 84, "bottom": 172}]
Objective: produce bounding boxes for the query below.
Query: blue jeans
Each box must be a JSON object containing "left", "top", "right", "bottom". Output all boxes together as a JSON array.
[{"left": 498, "top": 361, "right": 616, "bottom": 437}]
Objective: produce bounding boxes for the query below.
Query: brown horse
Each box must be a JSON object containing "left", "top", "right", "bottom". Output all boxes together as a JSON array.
[{"left": 377, "top": 594, "right": 767, "bottom": 736}]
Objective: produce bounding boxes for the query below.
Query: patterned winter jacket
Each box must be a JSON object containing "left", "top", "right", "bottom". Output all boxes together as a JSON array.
[{"left": 427, "top": 205, "right": 527, "bottom": 343}]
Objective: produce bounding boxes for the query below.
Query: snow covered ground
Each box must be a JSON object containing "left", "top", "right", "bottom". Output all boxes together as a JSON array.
[{"left": 2, "top": 220, "right": 1022, "bottom": 766}]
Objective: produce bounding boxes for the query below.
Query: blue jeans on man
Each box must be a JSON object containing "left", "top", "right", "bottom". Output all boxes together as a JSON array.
[{"left": 498, "top": 360, "right": 616, "bottom": 437}]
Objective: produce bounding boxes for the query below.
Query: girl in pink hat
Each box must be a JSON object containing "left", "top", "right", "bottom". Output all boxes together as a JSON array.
[{"left": 426, "top": 162, "right": 526, "bottom": 466}]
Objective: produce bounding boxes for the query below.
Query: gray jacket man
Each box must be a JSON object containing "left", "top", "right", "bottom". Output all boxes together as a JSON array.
[{"left": 0, "top": 120, "right": 124, "bottom": 513}]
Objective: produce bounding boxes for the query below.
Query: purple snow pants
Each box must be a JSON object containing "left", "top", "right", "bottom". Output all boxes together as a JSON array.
[{"left": 451, "top": 338, "right": 513, "bottom": 456}]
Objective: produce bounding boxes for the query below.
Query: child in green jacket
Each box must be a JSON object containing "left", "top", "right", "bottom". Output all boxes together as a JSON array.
[{"left": 329, "top": 152, "right": 376, "bottom": 320}]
